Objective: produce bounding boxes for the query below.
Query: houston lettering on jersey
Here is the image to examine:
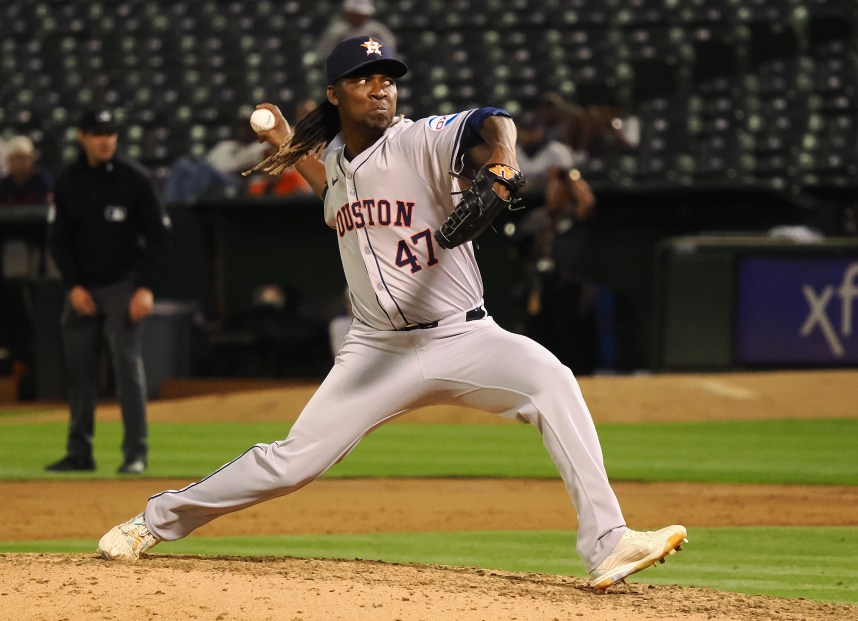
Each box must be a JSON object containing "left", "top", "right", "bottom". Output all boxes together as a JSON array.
[{"left": 335, "top": 199, "right": 414, "bottom": 237}]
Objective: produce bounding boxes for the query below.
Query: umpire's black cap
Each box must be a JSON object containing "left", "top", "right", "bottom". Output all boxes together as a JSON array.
[
  {"left": 326, "top": 36, "right": 407, "bottom": 85},
  {"left": 78, "top": 108, "right": 117, "bottom": 134}
]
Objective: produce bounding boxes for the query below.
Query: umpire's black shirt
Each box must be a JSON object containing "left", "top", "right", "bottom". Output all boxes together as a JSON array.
[{"left": 49, "top": 152, "right": 171, "bottom": 290}]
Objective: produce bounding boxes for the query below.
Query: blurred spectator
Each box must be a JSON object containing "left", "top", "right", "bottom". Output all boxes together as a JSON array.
[
  {"left": 45, "top": 108, "right": 172, "bottom": 474},
  {"left": 314, "top": 0, "right": 397, "bottom": 62},
  {"left": 246, "top": 100, "right": 316, "bottom": 198},
  {"left": 515, "top": 111, "right": 577, "bottom": 185},
  {"left": 524, "top": 93, "right": 636, "bottom": 166},
  {"left": 565, "top": 105, "right": 638, "bottom": 160},
  {"left": 205, "top": 115, "right": 270, "bottom": 176},
  {"left": 507, "top": 167, "right": 600, "bottom": 375},
  {"left": 538, "top": 92, "right": 572, "bottom": 144},
  {"left": 163, "top": 114, "right": 268, "bottom": 204},
  {"left": 0, "top": 136, "right": 53, "bottom": 206},
  {"left": 0, "top": 136, "right": 53, "bottom": 383}
]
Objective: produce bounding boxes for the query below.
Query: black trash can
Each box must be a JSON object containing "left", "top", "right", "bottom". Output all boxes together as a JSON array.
[{"left": 142, "top": 300, "right": 201, "bottom": 399}]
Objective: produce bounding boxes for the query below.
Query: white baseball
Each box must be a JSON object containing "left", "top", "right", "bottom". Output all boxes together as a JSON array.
[{"left": 250, "top": 108, "right": 276, "bottom": 132}]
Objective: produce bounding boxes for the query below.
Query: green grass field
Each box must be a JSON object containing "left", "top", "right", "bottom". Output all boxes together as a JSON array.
[
  {"left": 2, "top": 414, "right": 857, "bottom": 605},
  {"left": 1, "top": 418, "right": 856, "bottom": 484}
]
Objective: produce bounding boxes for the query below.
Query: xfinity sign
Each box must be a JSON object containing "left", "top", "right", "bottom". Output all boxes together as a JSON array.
[{"left": 736, "top": 257, "right": 858, "bottom": 364}]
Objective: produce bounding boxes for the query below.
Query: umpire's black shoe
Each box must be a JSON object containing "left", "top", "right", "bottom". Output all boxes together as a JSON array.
[
  {"left": 117, "top": 458, "right": 147, "bottom": 475},
  {"left": 45, "top": 455, "right": 96, "bottom": 472}
]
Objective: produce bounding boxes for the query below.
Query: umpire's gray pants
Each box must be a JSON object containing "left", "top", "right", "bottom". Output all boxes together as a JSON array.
[{"left": 61, "top": 278, "right": 148, "bottom": 463}]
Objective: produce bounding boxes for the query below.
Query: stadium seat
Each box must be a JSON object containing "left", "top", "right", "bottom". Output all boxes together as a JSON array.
[
  {"left": 747, "top": 20, "right": 803, "bottom": 68},
  {"left": 1, "top": 0, "right": 855, "bottom": 192},
  {"left": 632, "top": 96, "right": 694, "bottom": 184},
  {"left": 562, "top": 0, "right": 615, "bottom": 26},
  {"left": 677, "top": 0, "right": 740, "bottom": 24},
  {"left": 806, "top": 12, "right": 855, "bottom": 58},
  {"left": 798, "top": 112, "right": 858, "bottom": 185},
  {"left": 614, "top": 0, "right": 676, "bottom": 26},
  {"left": 735, "top": 0, "right": 803, "bottom": 22},
  {"left": 687, "top": 75, "right": 746, "bottom": 174},
  {"left": 811, "top": 57, "right": 858, "bottom": 112}
]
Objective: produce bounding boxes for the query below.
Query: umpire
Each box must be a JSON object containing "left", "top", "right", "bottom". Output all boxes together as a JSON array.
[{"left": 46, "top": 109, "right": 171, "bottom": 474}]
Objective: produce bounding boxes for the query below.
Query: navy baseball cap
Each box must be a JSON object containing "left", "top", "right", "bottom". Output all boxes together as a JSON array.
[
  {"left": 78, "top": 108, "right": 117, "bottom": 133},
  {"left": 325, "top": 36, "right": 408, "bottom": 85}
]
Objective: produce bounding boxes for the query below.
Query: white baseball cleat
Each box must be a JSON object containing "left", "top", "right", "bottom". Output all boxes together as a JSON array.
[
  {"left": 97, "top": 512, "right": 159, "bottom": 561},
  {"left": 589, "top": 525, "right": 688, "bottom": 589}
]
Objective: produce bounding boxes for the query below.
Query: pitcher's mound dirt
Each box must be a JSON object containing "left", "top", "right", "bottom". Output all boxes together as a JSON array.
[{"left": 3, "top": 554, "right": 856, "bottom": 621}]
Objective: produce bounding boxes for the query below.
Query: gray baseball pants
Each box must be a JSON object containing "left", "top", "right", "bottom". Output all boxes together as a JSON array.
[
  {"left": 145, "top": 314, "right": 627, "bottom": 570},
  {"left": 61, "top": 278, "right": 148, "bottom": 463}
]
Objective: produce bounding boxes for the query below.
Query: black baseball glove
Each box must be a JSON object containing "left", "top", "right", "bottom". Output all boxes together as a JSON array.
[{"left": 434, "top": 163, "right": 526, "bottom": 249}]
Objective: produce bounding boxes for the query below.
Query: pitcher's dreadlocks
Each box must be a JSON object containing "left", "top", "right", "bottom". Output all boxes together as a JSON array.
[{"left": 243, "top": 99, "right": 341, "bottom": 177}]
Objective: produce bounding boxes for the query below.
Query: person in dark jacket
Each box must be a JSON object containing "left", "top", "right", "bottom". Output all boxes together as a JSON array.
[
  {"left": 509, "top": 166, "right": 600, "bottom": 375},
  {"left": 45, "top": 109, "right": 172, "bottom": 474}
]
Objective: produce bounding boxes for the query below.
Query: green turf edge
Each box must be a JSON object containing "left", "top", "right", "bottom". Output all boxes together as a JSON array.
[{"left": 3, "top": 527, "right": 856, "bottom": 606}]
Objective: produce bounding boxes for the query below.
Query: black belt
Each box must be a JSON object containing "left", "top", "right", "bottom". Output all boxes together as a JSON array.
[{"left": 402, "top": 305, "right": 486, "bottom": 331}]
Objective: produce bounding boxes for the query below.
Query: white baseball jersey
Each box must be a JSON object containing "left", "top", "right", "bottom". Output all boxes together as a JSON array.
[
  {"left": 143, "top": 108, "right": 631, "bottom": 573},
  {"left": 323, "top": 111, "right": 483, "bottom": 330}
]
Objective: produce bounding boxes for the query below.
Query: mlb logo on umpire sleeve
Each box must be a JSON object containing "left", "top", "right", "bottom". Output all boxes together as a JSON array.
[{"left": 105, "top": 205, "right": 127, "bottom": 222}]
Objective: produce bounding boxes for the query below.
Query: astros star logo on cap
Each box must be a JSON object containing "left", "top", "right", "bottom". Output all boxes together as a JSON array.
[{"left": 361, "top": 37, "right": 383, "bottom": 56}]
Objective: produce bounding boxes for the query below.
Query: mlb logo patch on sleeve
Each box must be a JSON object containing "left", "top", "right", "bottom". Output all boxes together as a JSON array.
[{"left": 427, "top": 113, "right": 459, "bottom": 131}]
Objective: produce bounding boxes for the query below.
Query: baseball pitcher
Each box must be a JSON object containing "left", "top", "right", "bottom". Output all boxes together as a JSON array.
[{"left": 98, "top": 36, "right": 686, "bottom": 590}]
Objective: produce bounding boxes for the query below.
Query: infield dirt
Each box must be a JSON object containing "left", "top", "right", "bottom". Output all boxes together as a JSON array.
[{"left": 2, "top": 370, "right": 857, "bottom": 620}]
